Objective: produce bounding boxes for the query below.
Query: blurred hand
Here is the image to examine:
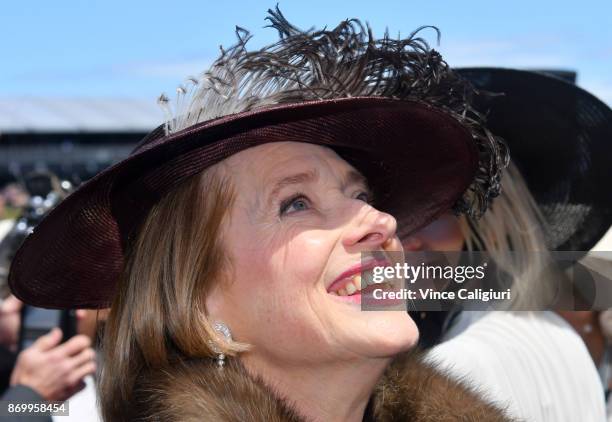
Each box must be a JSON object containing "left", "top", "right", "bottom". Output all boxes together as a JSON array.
[
  {"left": 0, "top": 294, "right": 23, "bottom": 351},
  {"left": 9, "top": 328, "right": 96, "bottom": 401}
]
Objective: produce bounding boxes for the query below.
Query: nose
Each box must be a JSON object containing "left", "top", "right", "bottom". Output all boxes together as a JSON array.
[{"left": 342, "top": 205, "right": 398, "bottom": 250}]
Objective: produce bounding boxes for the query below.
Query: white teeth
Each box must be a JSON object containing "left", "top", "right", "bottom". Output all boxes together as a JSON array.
[
  {"left": 345, "top": 282, "right": 356, "bottom": 295},
  {"left": 331, "top": 274, "right": 369, "bottom": 296}
]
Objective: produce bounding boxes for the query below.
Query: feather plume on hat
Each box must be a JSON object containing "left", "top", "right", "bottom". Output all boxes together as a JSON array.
[{"left": 157, "top": 6, "right": 508, "bottom": 218}]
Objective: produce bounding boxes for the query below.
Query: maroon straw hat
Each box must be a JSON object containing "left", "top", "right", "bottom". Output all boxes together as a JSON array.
[
  {"left": 8, "top": 10, "right": 508, "bottom": 309},
  {"left": 9, "top": 97, "right": 481, "bottom": 309}
]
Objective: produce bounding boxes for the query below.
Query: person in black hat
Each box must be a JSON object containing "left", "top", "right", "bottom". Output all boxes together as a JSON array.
[
  {"left": 413, "top": 163, "right": 607, "bottom": 421},
  {"left": 407, "top": 68, "right": 612, "bottom": 421},
  {"left": 8, "top": 10, "right": 515, "bottom": 422}
]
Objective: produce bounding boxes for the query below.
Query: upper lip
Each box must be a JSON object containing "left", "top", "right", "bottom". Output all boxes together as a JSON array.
[{"left": 327, "top": 256, "right": 392, "bottom": 293}]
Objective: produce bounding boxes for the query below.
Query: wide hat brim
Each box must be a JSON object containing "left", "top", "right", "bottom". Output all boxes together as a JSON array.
[
  {"left": 9, "top": 97, "right": 477, "bottom": 309},
  {"left": 457, "top": 67, "right": 612, "bottom": 251}
]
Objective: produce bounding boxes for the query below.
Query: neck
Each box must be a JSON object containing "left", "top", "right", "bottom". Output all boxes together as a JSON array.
[{"left": 241, "top": 353, "right": 390, "bottom": 422}]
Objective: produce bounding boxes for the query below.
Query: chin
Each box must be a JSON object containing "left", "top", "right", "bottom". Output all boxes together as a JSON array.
[{"left": 363, "top": 312, "right": 419, "bottom": 357}]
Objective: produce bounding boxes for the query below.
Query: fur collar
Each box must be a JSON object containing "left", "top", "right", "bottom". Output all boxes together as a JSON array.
[{"left": 131, "top": 350, "right": 513, "bottom": 421}]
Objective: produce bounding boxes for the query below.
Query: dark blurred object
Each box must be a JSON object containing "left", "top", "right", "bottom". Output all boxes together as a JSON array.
[
  {"left": 410, "top": 310, "right": 450, "bottom": 349},
  {"left": 0, "top": 172, "right": 70, "bottom": 294},
  {"left": 0, "top": 97, "right": 157, "bottom": 187},
  {"left": 0, "top": 172, "right": 76, "bottom": 349},
  {"left": 0, "top": 131, "right": 146, "bottom": 188},
  {"left": 18, "top": 308, "right": 76, "bottom": 351},
  {"left": 458, "top": 67, "right": 612, "bottom": 252},
  {"left": 23, "top": 173, "right": 60, "bottom": 199},
  {"left": 0, "top": 340, "right": 16, "bottom": 395}
]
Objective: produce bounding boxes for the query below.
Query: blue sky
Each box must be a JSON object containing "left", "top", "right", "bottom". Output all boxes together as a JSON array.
[{"left": 1, "top": 0, "right": 611, "bottom": 105}]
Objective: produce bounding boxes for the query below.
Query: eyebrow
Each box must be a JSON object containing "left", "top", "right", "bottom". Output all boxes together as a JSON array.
[
  {"left": 344, "top": 169, "right": 369, "bottom": 192},
  {"left": 268, "top": 168, "right": 370, "bottom": 202},
  {"left": 269, "top": 169, "right": 319, "bottom": 201}
]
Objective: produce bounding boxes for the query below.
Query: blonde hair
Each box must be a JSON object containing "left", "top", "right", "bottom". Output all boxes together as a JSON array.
[
  {"left": 460, "top": 160, "right": 555, "bottom": 309},
  {"left": 99, "top": 163, "right": 248, "bottom": 421}
]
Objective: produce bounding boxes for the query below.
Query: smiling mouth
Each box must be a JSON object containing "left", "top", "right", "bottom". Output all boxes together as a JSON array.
[
  {"left": 328, "top": 274, "right": 368, "bottom": 296},
  {"left": 328, "top": 269, "right": 395, "bottom": 297}
]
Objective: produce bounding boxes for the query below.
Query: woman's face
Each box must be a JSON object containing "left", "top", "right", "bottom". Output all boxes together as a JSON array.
[{"left": 206, "top": 141, "right": 417, "bottom": 366}]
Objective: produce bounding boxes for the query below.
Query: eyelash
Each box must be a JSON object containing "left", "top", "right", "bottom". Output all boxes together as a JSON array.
[{"left": 278, "top": 190, "right": 372, "bottom": 216}]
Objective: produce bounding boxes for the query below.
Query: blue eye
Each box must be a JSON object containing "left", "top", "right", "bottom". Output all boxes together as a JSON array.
[{"left": 279, "top": 194, "right": 310, "bottom": 216}]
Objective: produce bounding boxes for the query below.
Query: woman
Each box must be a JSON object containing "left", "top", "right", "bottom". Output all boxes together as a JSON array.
[
  {"left": 408, "top": 68, "right": 612, "bottom": 421},
  {"left": 408, "top": 162, "right": 607, "bottom": 421},
  {"left": 8, "top": 10, "right": 512, "bottom": 421}
]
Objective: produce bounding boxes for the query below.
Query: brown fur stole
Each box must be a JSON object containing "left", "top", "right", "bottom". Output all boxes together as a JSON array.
[{"left": 130, "top": 350, "right": 514, "bottom": 421}]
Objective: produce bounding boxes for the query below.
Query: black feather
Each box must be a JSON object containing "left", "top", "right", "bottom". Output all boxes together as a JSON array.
[{"left": 163, "top": 6, "right": 508, "bottom": 219}]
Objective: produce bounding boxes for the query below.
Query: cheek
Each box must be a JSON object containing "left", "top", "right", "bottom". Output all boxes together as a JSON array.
[
  {"left": 227, "top": 223, "right": 335, "bottom": 316},
  {"left": 225, "top": 230, "right": 337, "bottom": 349},
  {"left": 241, "top": 230, "right": 332, "bottom": 296}
]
